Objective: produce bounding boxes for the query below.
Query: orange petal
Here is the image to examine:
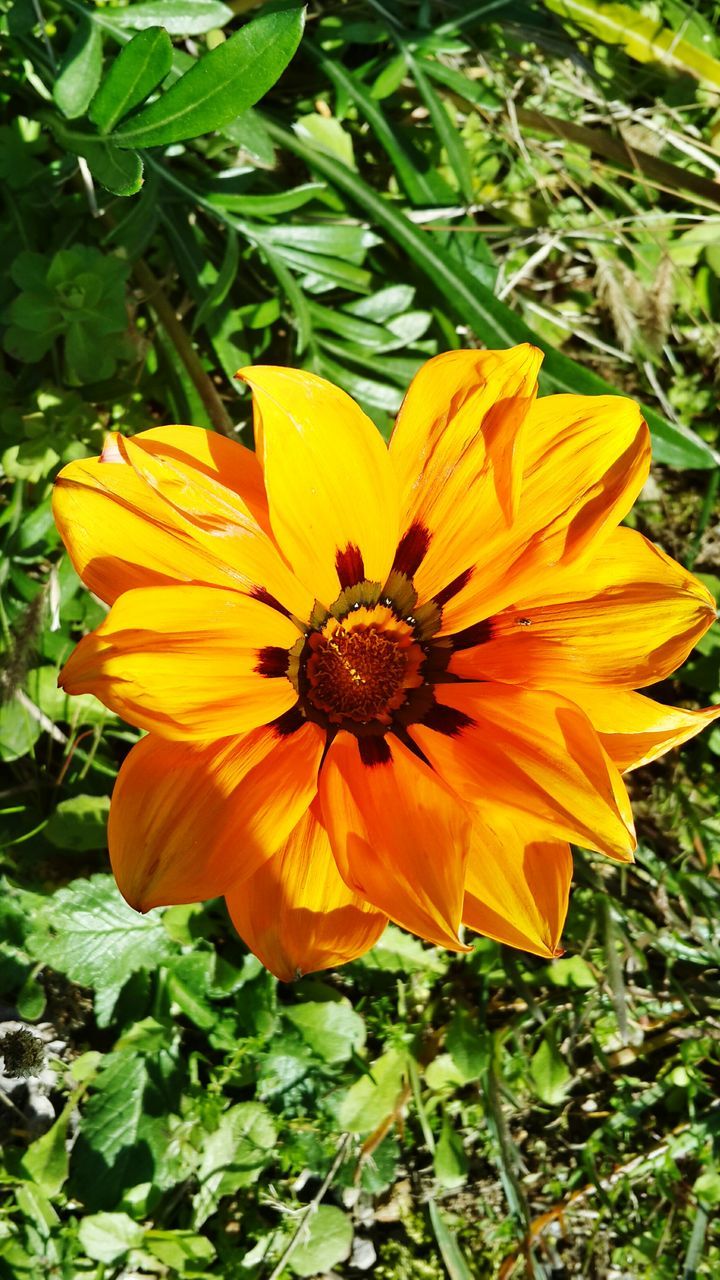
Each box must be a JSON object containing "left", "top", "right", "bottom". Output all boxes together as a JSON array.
[
  {"left": 464, "top": 809, "right": 572, "bottom": 958},
  {"left": 450, "top": 527, "right": 717, "bottom": 689},
  {"left": 237, "top": 366, "right": 399, "bottom": 606},
  {"left": 389, "top": 345, "right": 541, "bottom": 589},
  {"left": 108, "top": 721, "right": 324, "bottom": 910},
  {"left": 59, "top": 585, "right": 299, "bottom": 739},
  {"left": 560, "top": 684, "right": 720, "bottom": 772},
  {"left": 410, "top": 683, "right": 635, "bottom": 861},
  {"left": 52, "top": 429, "right": 311, "bottom": 619},
  {"left": 131, "top": 424, "right": 272, "bottom": 535},
  {"left": 319, "top": 731, "right": 471, "bottom": 949},
  {"left": 225, "top": 804, "right": 387, "bottom": 981},
  {"left": 431, "top": 393, "right": 650, "bottom": 636}
]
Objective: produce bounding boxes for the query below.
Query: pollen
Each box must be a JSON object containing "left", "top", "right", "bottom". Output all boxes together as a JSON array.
[{"left": 305, "top": 606, "right": 424, "bottom": 725}]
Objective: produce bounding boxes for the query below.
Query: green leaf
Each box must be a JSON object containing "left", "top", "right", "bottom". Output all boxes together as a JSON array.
[
  {"left": 406, "top": 51, "right": 474, "bottom": 202},
  {"left": 194, "top": 1102, "right": 277, "bottom": 1225},
  {"left": 25, "top": 874, "right": 176, "bottom": 993},
  {"left": 446, "top": 1007, "right": 488, "bottom": 1082},
  {"left": 267, "top": 120, "right": 720, "bottom": 470},
  {"left": 530, "top": 1033, "right": 572, "bottom": 1105},
  {"left": 361, "top": 924, "right": 448, "bottom": 975},
  {"left": 434, "top": 1116, "right": 469, "bottom": 1189},
  {"left": 543, "top": 0, "right": 720, "bottom": 89},
  {"left": 144, "top": 1230, "right": 216, "bottom": 1270},
  {"left": 78, "top": 1212, "right": 144, "bottom": 1263},
  {"left": 45, "top": 794, "right": 110, "bottom": 852},
  {"left": 288, "top": 1205, "right": 353, "bottom": 1277},
  {"left": 20, "top": 1102, "right": 71, "bottom": 1196},
  {"left": 71, "top": 1053, "right": 149, "bottom": 1208},
  {"left": 338, "top": 1049, "right": 408, "bottom": 1134},
  {"left": 192, "top": 228, "right": 239, "bottom": 332},
  {"left": 54, "top": 16, "right": 103, "bottom": 119},
  {"left": 47, "top": 117, "right": 143, "bottom": 196},
  {"left": 107, "top": 0, "right": 233, "bottom": 36},
  {"left": 89, "top": 27, "right": 173, "bottom": 134},
  {"left": 111, "top": 3, "right": 305, "bottom": 148},
  {"left": 295, "top": 113, "right": 355, "bottom": 168},
  {"left": 428, "top": 1200, "right": 474, "bottom": 1280},
  {"left": 285, "top": 1000, "right": 366, "bottom": 1064}
]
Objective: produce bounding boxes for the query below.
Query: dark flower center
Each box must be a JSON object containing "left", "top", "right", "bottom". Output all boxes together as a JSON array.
[{"left": 304, "top": 609, "right": 423, "bottom": 725}]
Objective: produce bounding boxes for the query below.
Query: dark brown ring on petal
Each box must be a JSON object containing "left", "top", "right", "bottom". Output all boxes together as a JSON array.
[
  {"left": 273, "top": 705, "right": 305, "bottom": 737},
  {"left": 359, "top": 735, "right": 392, "bottom": 766},
  {"left": 393, "top": 520, "right": 431, "bottom": 577},
  {"left": 255, "top": 646, "right": 290, "bottom": 677},
  {"left": 249, "top": 585, "right": 293, "bottom": 619},
  {"left": 336, "top": 543, "right": 365, "bottom": 589},
  {"left": 449, "top": 617, "right": 496, "bottom": 651},
  {"left": 421, "top": 703, "right": 474, "bottom": 736},
  {"left": 433, "top": 567, "right": 474, "bottom": 610}
]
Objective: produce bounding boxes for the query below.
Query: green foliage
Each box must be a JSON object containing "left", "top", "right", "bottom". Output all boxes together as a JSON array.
[
  {"left": 1, "top": 0, "right": 719, "bottom": 1276},
  {"left": 4, "top": 248, "right": 130, "bottom": 383}
]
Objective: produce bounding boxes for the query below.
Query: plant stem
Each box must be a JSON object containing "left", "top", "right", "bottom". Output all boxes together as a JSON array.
[{"left": 132, "top": 258, "right": 235, "bottom": 438}]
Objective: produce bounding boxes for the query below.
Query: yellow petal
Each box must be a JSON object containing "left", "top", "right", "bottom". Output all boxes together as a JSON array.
[
  {"left": 389, "top": 345, "right": 541, "bottom": 590},
  {"left": 431, "top": 392, "right": 650, "bottom": 635},
  {"left": 225, "top": 804, "right": 387, "bottom": 981},
  {"left": 52, "top": 429, "right": 311, "bottom": 619},
  {"left": 319, "top": 731, "right": 471, "bottom": 949},
  {"left": 464, "top": 810, "right": 572, "bottom": 958},
  {"left": 409, "top": 683, "right": 635, "bottom": 861},
  {"left": 59, "top": 585, "right": 299, "bottom": 739},
  {"left": 108, "top": 721, "right": 325, "bottom": 910},
  {"left": 237, "top": 365, "right": 399, "bottom": 606},
  {"left": 450, "top": 527, "right": 717, "bottom": 688},
  {"left": 560, "top": 684, "right": 720, "bottom": 771}
]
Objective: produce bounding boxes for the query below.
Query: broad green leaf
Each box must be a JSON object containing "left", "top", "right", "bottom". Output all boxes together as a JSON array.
[
  {"left": 78, "top": 1212, "right": 144, "bottom": 1264},
  {"left": 338, "top": 1049, "right": 408, "bottom": 1134},
  {"left": 45, "top": 794, "right": 110, "bottom": 852},
  {"left": 70, "top": 1054, "right": 149, "bottom": 1208},
  {"left": 361, "top": 923, "right": 448, "bottom": 974},
  {"left": 543, "top": 0, "right": 720, "bottom": 89},
  {"left": 295, "top": 113, "right": 355, "bottom": 168},
  {"left": 288, "top": 1206, "right": 353, "bottom": 1277},
  {"left": 267, "top": 120, "right": 720, "bottom": 469},
  {"left": 54, "top": 16, "right": 103, "bottom": 119},
  {"left": 20, "top": 1102, "right": 71, "bottom": 1196},
  {"left": 446, "top": 1006, "right": 488, "bottom": 1082},
  {"left": 111, "top": 4, "right": 305, "bottom": 148},
  {"left": 222, "top": 106, "right": 275, "bottom": 166},
  {"left": 25, "top": 874, "right": 176, "bottom": 993},
  {"left": 285, "top": 1000, "right": 366, "bottom": 1064},
  {"left": 530, "top": 1033, "right": 572, "bottom": 1104},
  {"left": 434, "top": 1116, "right": 469, "bottom": 1189},
  {"left": 194, "top": 1102, "right": 276, "bottom": 1225},
  {"left": 145, "top": 1231, "right": 216, "bottom": 1270},
  {"left": 48, "top": 117, "right": 143, "bottom": 196},
  {"left": 89, "top": 27, "right": 173, "bottom": 134},
  {"left": 107, "top": 0, "right": 233, "bottom": 35}
]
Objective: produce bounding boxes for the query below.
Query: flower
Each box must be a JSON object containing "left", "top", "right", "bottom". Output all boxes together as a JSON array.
[{"left": 53, "top": 346, "right": 719, "bottom": 979}]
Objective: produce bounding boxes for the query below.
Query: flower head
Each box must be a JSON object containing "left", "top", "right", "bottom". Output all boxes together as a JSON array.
[{"left": 53, "top": 347, "right": 719, "bottom": 979}]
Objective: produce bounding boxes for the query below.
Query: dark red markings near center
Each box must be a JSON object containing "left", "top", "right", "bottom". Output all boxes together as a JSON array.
[
  {"left": 359, "top": 735, "right": 392, "bottom": 766},
  {"left": 393, "top": 520, "right": 431, "bottom": 577},
  {"left": 422, "top": 703, "right": 474, "bottom": 736},
  {"left": 336, "top": 543, "right": 366, "bottom": 589},
  {"left": 433, "top": 567, "right": 473, "bottom": 610},
  {"left": 255, "top": 646, "right": 290, "bottom": 677},
  {"left": 449, "top": 618, "right": 495, "bottom": 651},
  {"left": 250, "top": 585, "right": 292, "bottom": 619}
]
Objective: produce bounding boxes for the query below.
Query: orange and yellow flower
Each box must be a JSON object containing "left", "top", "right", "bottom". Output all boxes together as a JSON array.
[{"left": 52, "top": 347, "right": 719, "bottom": 979}]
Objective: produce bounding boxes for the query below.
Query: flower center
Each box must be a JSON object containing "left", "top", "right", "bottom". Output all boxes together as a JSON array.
[{"left": 304, "top": 606, "right": 424, "bottom": 725}]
